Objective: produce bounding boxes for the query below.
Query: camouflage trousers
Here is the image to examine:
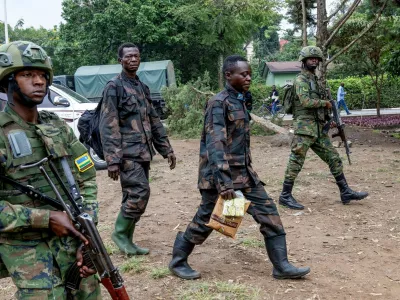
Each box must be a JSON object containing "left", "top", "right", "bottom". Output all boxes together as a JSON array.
[
  {"left": 120, "top": 160, "right": 150, "bottom": 222},
  {"left": 284, "top": 133, "right": 343, "bottom": 182},
  {"left": 183, "top": 183, "right": 286, "bottom": 244},
  {"left": 0, "top": 235, "right": 101, "bottom": 300}
]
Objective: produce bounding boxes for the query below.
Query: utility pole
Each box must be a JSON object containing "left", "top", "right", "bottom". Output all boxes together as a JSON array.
[{"left": 3, "top": 0, "right": 9, "bottom": 43}]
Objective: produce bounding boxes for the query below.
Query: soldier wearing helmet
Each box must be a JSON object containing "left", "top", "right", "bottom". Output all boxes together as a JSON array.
[
  {"left": 0, "top": 41, "right": 101, "bottom": 299},
  {"left": 278, "top": 46, "right": 368, "bottom": 210}
]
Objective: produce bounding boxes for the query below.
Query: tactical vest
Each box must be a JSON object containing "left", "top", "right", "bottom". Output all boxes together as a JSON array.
[
  {"left": 293, "top": 74, "right": 328, "bottom": 122},
  {"left": 0, "top": 109, "right": 80, "bottom": 240}
]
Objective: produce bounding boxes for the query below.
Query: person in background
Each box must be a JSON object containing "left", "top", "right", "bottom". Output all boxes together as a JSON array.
[
  {"left": 99, "top": 42, "right": 176, "bottom": 256},
  {"left": 270, "top": 85, "right": 279, "bottom": 114},
  {"left": 337, "top": 82, "right": 351, "bottom": 115},
  {"left": 278, "top": 46, "right": 368, "bottom": 210}
]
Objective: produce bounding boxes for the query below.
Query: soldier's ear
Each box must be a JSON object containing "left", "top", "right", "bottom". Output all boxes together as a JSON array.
[{"left": 225, "top": 71, "right": 232, "bottom": 81}]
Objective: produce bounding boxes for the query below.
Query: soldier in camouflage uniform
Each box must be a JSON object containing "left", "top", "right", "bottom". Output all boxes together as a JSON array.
[
  {"left": 99, "top": 43, "right": 176, "bottom": 255},
  {"left": 168, "top": 55, "right": 310, "bottom": 280},
  {"left": 278, "top": 46, "right": 368, "bottom": 210},
  {"left": 0, "top": 41, "right": 101, "bottom": 299}
]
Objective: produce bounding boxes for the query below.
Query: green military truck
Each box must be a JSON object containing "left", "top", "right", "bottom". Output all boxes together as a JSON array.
[{"left": 54, "top": 60, "right": 176, "bottom": 119}]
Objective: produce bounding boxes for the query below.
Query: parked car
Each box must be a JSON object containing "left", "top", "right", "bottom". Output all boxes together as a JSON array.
[{"left": 0, "top": 84, "right": 107, "bottom": 170}]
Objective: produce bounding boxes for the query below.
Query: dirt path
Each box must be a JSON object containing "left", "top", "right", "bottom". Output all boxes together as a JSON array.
[{"left": 1, "top": 126, "right": 400, "bottom": 299}]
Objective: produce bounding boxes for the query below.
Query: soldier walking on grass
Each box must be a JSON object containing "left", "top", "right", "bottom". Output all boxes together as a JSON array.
[
  {"left": 99, "top": 43, "right": 176, "bottom": 256},
  {"left": 169, "top": 55, "right": 310, "bottom": 280},
  {"left": 0, "top": 41, "right": 101, "bottom": 299},
  {"left": 278, "top": 46, "right": 368, "bottom": 210}
]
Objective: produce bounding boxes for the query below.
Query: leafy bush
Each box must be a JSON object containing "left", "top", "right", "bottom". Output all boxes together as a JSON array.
[
  {"left": 328, "top": 76, "right": 400, "bottom": 109},
  {"left": 163, "top": 72, "right": 214, "bottom": 138}
]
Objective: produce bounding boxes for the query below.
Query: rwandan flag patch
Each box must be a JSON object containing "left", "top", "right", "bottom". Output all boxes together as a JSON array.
[{"left": 75, "top": 153, "right": 94, "bottom": 172}]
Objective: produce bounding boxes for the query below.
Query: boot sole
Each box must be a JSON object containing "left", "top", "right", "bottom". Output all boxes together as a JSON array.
[
  {"left": 273, "top": 268, "right": 311, "bottom": 279},
  {"left": 168, "top": 265, "right": 201, "bottom": 280},
  {"left": 279, "top": 201, "right": 304, "bottom": 210}
]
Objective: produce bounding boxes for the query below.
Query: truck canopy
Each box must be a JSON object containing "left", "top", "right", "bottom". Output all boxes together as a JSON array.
[{"left": 74, "top": 60, "right": 176, "bottom": 101}]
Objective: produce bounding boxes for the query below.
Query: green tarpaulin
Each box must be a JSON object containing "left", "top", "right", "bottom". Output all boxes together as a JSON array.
[{"left": 74, "top": 60, "right": 176, "bottom": 100}]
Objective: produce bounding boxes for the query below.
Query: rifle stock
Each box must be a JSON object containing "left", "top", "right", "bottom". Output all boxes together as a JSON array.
[{"left": 326, "top": 89, "right": 352, "bottom": 165}]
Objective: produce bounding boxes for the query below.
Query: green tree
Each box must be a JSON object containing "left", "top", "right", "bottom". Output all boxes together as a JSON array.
[
  {"left": 173, "top": 0, "right": 280, "bottom": 88},
  {"left": 332, "top": 7, "right": 400, "bottom": 116}
]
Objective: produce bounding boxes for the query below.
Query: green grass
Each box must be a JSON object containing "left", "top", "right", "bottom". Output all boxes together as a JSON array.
[
  {"left": 104, "top": 242, "right": 119, "bottom": 255},
  {"left": 177, "top": 281, "right": 261, "bottom": 300},
  {"left": 241, "top": 238, "right": 264, "bottom": 248},
  {"left": 392, "top": 133, "right": 400, "bottom": 139},
  {"left": 372, "top": 129, "right": 381, "bottom": 134},
  {"left": 120, "top": 256, "right": 146, "bottom": 274},
  {"left": 150, "top": 267, "right": 170, "bottom": 279},
  {"left": 377, "top": 168, "right": 388, "bottom": 172}
]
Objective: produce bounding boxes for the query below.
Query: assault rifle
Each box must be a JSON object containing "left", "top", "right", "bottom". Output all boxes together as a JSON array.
[
  {"left": 19, "top": 156, "right": 130, "bottom": 300},
  {"left": 326, "top": 88, "right": 352, "bottom": 165}
]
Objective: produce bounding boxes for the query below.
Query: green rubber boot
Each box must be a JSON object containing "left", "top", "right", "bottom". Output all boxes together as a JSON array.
[
  {"left": 112, "top": 212, "right": 149, "bottom": 255},
  {"left": 128, "top": 222, "right": 149, "bottom": 255}
]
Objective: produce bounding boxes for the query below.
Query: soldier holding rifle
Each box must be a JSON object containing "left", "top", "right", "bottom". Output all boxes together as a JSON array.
[
  {"left": 278, "top": 46, "right": 368, "bottom": 210},
  {"left": 0, "top": 41, "right": 101, "bottom": 299}
]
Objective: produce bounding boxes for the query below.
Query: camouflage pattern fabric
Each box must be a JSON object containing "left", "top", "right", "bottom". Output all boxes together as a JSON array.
[
  {"left": 119, "top": 160, "right": 150, "bottom": 220},
  {"left": 183, "top": 184, "right": 285, "bottom": 244},
  {"left": 185, "top": 84, "right": 285, "bottom": 243},
  {"left": 197, "top": 84, "right": 260, "bottom": 192},
  {"left": 284, "top": 134, "right": 343, "bottom": 182},
  {"left": 99, "top": 71, "right": 173, "bottom": 166},
  {"left": 284, "top": 69, "right": 343, "bottom": 182},
  {"left": 0, "top": 236, "right": 100, "bottom": 299},
  {"left": 0, "top": 104, "right": 100, "bottom": 298}
]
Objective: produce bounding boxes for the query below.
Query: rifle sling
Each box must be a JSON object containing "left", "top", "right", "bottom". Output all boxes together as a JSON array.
[{"left": 0, "top": 174, "right": 64, "bottom": 211}]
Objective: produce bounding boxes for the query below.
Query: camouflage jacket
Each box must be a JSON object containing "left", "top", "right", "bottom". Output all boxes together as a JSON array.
[
  {"left": 0, "top": 105, "right": 98, "bottom": 243},
  {"left": 293, "top": 69, "right": 331, "bottom": 137},
  {"left": 99, "top": 71, "right": 173, "bottom": 166},
  {"left": 198, "top": 84, "right": 261, "bottom": 192}
]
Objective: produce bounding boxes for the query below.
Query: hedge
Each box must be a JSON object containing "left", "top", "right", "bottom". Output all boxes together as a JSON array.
[{"left": 249, "top": 76, "right": 400, "bottom": 110}]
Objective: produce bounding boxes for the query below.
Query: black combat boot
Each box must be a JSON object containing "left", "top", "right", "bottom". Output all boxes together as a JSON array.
[
  {"left": 335, "top": 173, "right": 368, "bottom": 204},
  {"left": 169, "top": 232, "right": 201, "bottom": 280},
  {"left": 279, "top": 181, "right": 304, "bottom": 210},
  {"left": 265, "top": 235, "right": 310, "bottom": 279}
]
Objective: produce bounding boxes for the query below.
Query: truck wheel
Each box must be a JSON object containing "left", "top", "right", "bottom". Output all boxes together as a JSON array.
[{"left": 85, "top": 144, "right": 107, "bottom": 170}]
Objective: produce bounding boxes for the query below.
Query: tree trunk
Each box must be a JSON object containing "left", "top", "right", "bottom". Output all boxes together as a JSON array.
[
  {"left": 218, "top": 53, "right": 224, "bottom": 90},
  {"left": 301, "top": 0, "right": 307, "bottom": 46},
  {"left": 250, "top": 113, "right": 289, "bottom": 135},
  {"left": 316, "top": 0, "right": 329, "bottom": 89},
  {"left": 376, "top": 87, "right": 381, "bottom": 117}
]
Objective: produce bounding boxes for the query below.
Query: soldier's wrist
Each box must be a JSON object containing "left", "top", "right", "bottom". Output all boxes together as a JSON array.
[{"left": 30, "top": 209, "right": 50, "bottom": 229}]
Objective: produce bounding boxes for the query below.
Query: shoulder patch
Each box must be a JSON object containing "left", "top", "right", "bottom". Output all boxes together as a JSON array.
[{"left": 75, "top": 153, "right": 94, "bottom": 172}]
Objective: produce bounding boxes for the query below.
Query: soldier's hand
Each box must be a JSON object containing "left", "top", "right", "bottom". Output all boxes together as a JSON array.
[
  {"left": 330, "top": 121, "right": 337, "bottom": 128},
  {"left": 220, "top": 189, "right": 236, "bottom": 200},
  {"left": 108, "top": 164, "right": 120, "bottom": 181},
  {"left": 76, "top": 245, "right": 97, "bottom": 278},
  {"left": 325, "top": 101, "right": 332, "bottom": 109},
  {"left": 49, "top": 211, "right": 89, "bottom": 245},
  {"left": 167, "top": 152, "right": 176, "bottom": 170}
]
